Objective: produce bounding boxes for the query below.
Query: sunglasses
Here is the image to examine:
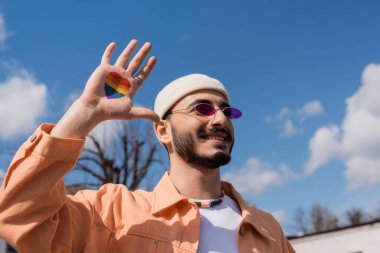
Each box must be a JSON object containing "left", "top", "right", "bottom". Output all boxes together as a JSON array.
[{"left": 170, "top": 103, "right": 242, "bottom": 119}]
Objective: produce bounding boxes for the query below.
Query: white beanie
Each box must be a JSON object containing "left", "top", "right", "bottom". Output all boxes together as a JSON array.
[{"left": 154, "top": 74, "right": 230, "bottom": 119}]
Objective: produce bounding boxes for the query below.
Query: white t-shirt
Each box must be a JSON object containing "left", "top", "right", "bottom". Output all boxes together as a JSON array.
[{"left": 191, "top": 195, "right": 243, "bottom": 253}]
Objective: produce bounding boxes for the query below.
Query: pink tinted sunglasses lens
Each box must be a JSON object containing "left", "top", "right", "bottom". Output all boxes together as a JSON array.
[
  {"left": 195, "top": 104, "right": 215, "bottom": 116},
  {"left": 195, "top": 104, "right": 242, "bottom": 119},
  {"left": 224, "top": 107, "right": 242, "bottom": 119}
]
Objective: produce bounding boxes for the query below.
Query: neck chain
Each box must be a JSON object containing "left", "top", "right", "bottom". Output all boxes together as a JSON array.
[{"left": 191, "top": 189, "right": 225, "bottom": 208}]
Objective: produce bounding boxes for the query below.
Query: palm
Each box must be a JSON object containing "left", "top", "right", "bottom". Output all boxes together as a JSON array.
[{"left": 80, "top": 40, "right": 158, "bottom": 122}]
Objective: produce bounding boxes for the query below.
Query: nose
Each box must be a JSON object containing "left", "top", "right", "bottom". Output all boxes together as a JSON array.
[{"left": 210, "top": 109, "right": 229, "bottom": 127}]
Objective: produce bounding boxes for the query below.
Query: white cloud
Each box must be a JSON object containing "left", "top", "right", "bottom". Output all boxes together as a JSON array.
[
  {"left": 305, "top": 125, "right": 340, "bottom": 175},
  {"left": 306, "top": 64, "right": 380, "bottom": 191},
  {"left": 223, "top": 157, "right": 284, "bottom": 196},
  {"left": 277, "top": 107, "right": 290, "bottom": 120},
  {"left": 345, "top": 156, "right": 380, "bottom": 192},
  {"left": 266, "top": 101, "right": 324, "bottom": 138},
  {"left": 299, "top": 100, "right": 324, "bottom": 121},
  {"left": 279, "top": 163, "right": 300, "bottom": 180},
  {"left": 0, "top": 13, "right": 12, "bottom": 49},
  {"left": 282, "top": 119, "right": 297, "bottom": 138},
  {"left": 0, "top": 69, "right": 47, "bottom": 140}
]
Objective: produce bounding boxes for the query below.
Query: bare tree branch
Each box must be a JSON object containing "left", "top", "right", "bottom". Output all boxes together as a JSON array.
[
  {"left": 68, "top": 121, "right": 163, "bottom": 191},
  {"left": 346, "top": 207, "right": 369, "bottom": 226},
  {"left": 75, "top": 163, "right": 105, "bottom": 182}
]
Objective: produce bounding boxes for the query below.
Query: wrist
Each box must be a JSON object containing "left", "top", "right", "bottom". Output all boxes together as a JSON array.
[{"left": 51, "top": 99, "right": 103, "bottom": 139}]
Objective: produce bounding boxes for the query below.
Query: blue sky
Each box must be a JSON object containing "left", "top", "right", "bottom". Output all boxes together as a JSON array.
[{"left": 1, "top": 0, "right": 380, "bottom": 234}]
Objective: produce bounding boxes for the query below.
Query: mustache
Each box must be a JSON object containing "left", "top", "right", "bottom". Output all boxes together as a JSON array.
[{"left": 198, "top": 127, "right": 232, "bottom": 142}]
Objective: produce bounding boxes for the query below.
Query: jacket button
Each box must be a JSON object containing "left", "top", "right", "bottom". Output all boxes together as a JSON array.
[
  {"left": 239, "top": 226, "right": 246, "bottom": 235},
  {"left": 29, "top": 134, "right": 37, "bottom": 142}
]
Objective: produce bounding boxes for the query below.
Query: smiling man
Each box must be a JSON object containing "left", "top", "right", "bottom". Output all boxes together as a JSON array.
[{"left": 0, "top": 40, "right": 295, "bottom": 253}]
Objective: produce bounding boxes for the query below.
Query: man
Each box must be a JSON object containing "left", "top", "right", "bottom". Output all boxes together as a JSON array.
[{"left": 0, "top": 39, "right": 295, "bottom": 253}]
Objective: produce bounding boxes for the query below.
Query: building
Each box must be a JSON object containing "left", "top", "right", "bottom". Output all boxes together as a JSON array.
[{"left": 289, "top": 219, "right": 380, "bottom": 253}]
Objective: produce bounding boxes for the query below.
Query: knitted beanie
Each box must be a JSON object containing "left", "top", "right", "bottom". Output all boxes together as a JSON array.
[{"left": 154, "top": 74, "right": 230, "bottom": 119}]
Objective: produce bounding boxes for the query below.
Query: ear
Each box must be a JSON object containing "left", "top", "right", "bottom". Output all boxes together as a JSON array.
[{"left": 153, "top": 120, "right": 172, "bottom": 148}]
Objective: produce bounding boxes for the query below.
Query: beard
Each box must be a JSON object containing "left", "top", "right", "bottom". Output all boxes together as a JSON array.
[{"left": 171, "top": 125, "right": 233, "bottom": 169}]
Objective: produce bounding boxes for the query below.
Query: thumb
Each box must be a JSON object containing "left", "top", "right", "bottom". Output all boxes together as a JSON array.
[{"left": 128, "top": 107, "right": 160, "bottom": 122}]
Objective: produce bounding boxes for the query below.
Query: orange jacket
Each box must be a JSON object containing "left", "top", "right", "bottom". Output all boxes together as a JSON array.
[{"left": 0, "top": 124, "right": 295, "bottom": 253}]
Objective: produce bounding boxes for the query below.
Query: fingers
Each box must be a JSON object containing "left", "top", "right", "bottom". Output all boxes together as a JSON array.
[
  {"left": 126, "top": 42, "right": 153, "bottom": 74},
  {"left": 102, "top": 40, "right": 153, "bottom": 72},
  {"left": 133, "top": 56, "right": 157, "bottom": 85},
  {"left": 101, "top": 42, "right": 116, "bottom": 65},
  {"left": 106, "top": 98, "right": 160, "bottom": 122},
  {"left": 101, "top": 40, "right": 156, "bottom": 99},
  {"left": 114, "top": 40, "right": 138, "bottom": 68}
]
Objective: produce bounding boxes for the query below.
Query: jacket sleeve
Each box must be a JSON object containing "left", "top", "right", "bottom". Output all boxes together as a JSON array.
[
  {"left": 0, "top": 124, "right": 100, "bottom": 252},
  {"left": 275, "top": 218, "right": 296, "bottom": 253},
  {"left": 253, "top": 207, "right": 296, "bottom": 253},
  {"left": 269, "top": 213, "right": 296, "bottom": 253},
  {"left": 281, "top": 229, "right": 296, "bottom": 253}
]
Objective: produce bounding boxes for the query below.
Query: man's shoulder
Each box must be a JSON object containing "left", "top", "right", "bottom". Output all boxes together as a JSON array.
[
  {"left": 248, "top": 205, "right": 280, "bottom": 227},
  {"left": 70, "top": 183, "right": 153, "bottom": 207},
  {"left": 222, "top": 181, "right": 278, "bottom": 223},
  {"left": 247, "top": 205, "right": 274, "bottom": 218},
  {"left": 102, "top": 183, "right": 152, "bottom": 197},
  {"left": 221, "top": 181, "right": 283, "bottom": 235}
]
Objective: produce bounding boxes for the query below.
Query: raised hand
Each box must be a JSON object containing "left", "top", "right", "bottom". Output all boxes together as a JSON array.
[
  {"left": 51, "top": 40, "right": 157, "bottom": 139},
  {"left": 80, "top": 39, "right": 158, "bottom": 122}
]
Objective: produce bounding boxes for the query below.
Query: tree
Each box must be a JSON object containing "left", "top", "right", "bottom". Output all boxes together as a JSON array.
[
  {"left": 345, "top": 207, "right": 368, "bottom": 226},
  {"left": 292, "top": 207, "right": 310, "bottom": 234},
  {"left": 292, "top": 203, "right": 339, "bottom": 235},
  {"left": 311, "top": 203, "right": 339, "bottom": 233},
  {"left": 67, "top": 120, "right": 164, "bottom": 191}
]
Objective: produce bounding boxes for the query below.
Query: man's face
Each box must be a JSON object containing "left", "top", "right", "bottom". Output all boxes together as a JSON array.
[{"left": 167, "top": 90, "right": 235, "bottom": 169}]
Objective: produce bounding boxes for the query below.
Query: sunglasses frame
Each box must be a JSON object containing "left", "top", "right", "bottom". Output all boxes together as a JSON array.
[{"left": 169, "top": 103, "right": 242, "bottom": 119}]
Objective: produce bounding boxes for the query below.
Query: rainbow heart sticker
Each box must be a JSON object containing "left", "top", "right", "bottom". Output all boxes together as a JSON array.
[{"left": 104, "top": 72, "right": 131, "bottom": 99}]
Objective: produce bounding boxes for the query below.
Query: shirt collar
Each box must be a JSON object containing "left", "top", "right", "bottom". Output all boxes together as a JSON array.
[
  {"left": 151, "top": 172, "right": 277, "bottom": 242},
  {"left": 151, "top": 172, "right": 187, "bottom": 216},
  {"left": 221, "top": 181, "right": 277, "bottom": 242}
]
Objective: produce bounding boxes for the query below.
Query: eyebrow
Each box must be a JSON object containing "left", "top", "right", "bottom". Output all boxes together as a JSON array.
[{"left": 187, "top": 99, "right": 231, "bottom": 108}]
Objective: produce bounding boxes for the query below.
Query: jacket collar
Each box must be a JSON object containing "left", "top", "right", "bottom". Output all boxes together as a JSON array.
[
  {"left": 151, "top": 172, "right": 277, "bottom": 242},
  {"left": 222, "top": 181, "right": 277, "bottom": 242},
  {"left": 151, "top": 172, "right": 187, "bottom": 216}
]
